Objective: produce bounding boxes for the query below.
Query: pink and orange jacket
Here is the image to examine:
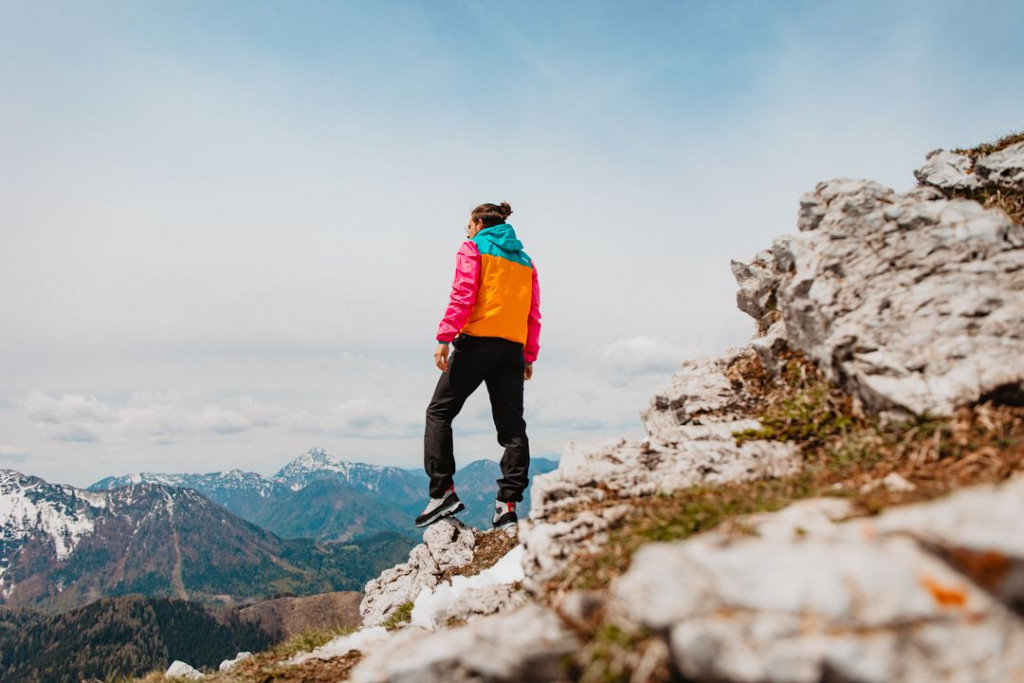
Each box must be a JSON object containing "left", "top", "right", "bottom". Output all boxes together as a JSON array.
[{"left": 435, "top": 223, "right": 541, "bottom": 363}]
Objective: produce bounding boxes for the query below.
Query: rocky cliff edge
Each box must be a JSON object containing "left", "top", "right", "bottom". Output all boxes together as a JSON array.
[{"left": 187, "top": 134, "right": 1024, "bottom": 683}]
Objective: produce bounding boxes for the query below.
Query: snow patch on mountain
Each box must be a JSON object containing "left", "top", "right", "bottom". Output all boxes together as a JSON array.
[
  {"left": 270, "top": 446, "right": 410, "bottom": 493},
  {"left": 1, "top": 469, "right": 98, "bottom": 564}
]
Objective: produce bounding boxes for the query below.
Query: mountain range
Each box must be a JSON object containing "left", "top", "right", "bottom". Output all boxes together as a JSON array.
[
  {"left": 89, "top": 447, "right": 559, "bottom": 537},
  {"left": 1, "top": 448, "right": 557, "bottom": 611},
  {"left": 0, "top": 468, "right": 412, "bottom": 612}
]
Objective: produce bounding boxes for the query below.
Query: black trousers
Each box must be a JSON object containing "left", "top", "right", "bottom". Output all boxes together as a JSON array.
[{"left": 424, "top": 334, "right": 530, "bottom": 502}]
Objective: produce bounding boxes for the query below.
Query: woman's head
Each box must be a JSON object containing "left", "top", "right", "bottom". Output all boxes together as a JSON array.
[{"left": 470, "top": 202, "right": 513, "bottom": 229}]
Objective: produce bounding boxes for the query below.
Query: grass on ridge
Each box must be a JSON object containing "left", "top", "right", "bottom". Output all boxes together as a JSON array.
[
  {"left": 556, "top": 350, "right": 1024, "bottom": 682},
  {"left": 545, "top": 352, "right": 1024, "bottom": 597},
  {"left": 947, "top": 129, "right": 1024, "bottom": 224}
]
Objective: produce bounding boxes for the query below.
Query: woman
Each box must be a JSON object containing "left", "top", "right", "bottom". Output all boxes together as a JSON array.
[{"left": 416, "top": 202, "right": 542, "bottom": 531}]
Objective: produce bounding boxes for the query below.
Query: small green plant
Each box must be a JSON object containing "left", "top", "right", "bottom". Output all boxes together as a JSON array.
[
  {"left": 734, "top": 358, "right": 855, "bottom": 446},
  {"left": 381, "top": 601, "right": 414, "bottom": 630}
]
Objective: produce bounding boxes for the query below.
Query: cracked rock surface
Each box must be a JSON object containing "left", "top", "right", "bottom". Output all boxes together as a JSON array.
[
  {"left": 349, "top": 604, "right": 580, "bottom": 683},
  {"left": 522, "top": 346, "right": 799, "bottom": 592},
  {"left": 612, "top": 476, "right": 1024, "bottom": 683},
  {"left": 360, "top": 518, "right": 476, "bottom": 627},
  {"left": 733, "top": 173, "right": 1024, "bottom": 418}
]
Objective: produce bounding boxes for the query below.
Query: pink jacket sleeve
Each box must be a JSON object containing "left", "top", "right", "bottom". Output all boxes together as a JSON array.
[
  {"left": 436, "top": 241, "right": 481, "bottom": 343},
  {"left": 524, "top": 263, "right": 542, "bottom": 363}
]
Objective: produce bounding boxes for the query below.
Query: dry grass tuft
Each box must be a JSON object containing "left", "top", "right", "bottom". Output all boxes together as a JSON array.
[{"left": 953, "top": 129, "right": 1024, "bottom": 160}]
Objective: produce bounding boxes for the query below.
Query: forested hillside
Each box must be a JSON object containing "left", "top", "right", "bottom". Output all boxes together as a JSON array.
[{"left": 0, "top": 597, "right": 271, "bottom": 683}]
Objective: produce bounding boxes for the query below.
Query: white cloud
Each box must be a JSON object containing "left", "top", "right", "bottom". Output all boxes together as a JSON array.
[
  {"left": 16, "top": 391, "right": 114, "bottom": 425},
  {"left": 0, "top": 444, "right": 31, "bottom": 463},
  {"left": 16, "top": 390, "right": 428, "bottom": 445},
  {"left": 585, "top": 336, "right": 699, "bottom": 380},
  {"left": 284, "top": 398, "right": 424, "bottom": 440}
]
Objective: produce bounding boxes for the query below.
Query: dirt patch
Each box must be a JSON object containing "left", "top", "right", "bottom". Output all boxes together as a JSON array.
[
  {"left": 209, "top": 650, "right": 364, "bottom": 683},
  {"left": 438, "top": 528, "right": 519, "bottom": 584}
]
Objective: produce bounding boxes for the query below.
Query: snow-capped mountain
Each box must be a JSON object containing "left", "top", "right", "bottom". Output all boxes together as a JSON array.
[
  {"left": 270, "top": 446, "right": 424, "bottom": 495},
  {"left": 0, "top": 470, "right": 105, "bottom": 591},
  {"left": 1, "top": 468, "right": 414, "bottom": 611},
  {"left": 91, "top": 468, "right": 279, "bottom": 496}
]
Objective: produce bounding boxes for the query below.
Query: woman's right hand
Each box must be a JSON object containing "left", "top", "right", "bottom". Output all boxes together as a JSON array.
[{"left": 434, "top": 343, "right": 450, "bottom": 372}]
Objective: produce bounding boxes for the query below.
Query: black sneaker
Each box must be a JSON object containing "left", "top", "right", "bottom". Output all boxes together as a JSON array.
[
  {"left": 492, "top": 500, "right": 518, "bottom": 531},
  {"left": 415, "top": 488, "right": 465, "bottom": 527}
]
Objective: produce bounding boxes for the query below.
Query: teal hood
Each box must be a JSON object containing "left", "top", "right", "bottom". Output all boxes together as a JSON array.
[{"left": 475, "top": 223, "right": 523, "bottom": 252}]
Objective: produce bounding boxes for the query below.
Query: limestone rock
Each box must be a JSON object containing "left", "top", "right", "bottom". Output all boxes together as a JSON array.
[
  {"left": 731, "top": 250, "right": 778, "bottom": 332},
  {"left": 166, "top": 660, "right": 203, "bottom": 679},
  {"left": 644, "top": 347, "right": 759, "bottom": 427},
  {"left": 361, "top": 518, "right": 477, "bottom": 627},
  {"left": 409, "top": 545, "right": 528, "bottom": 629},
  {"left": 846, "top": 475, "right": 1024, "bottom": 608},
  {"left": 614, "top": 525, "right": 1024, "bottom": 682},
  {"left": 612, "top": 477, "right": 1024, "bottom": 682},
  {"left": 349, "top": 604, "right": 580, "bottom": 683},
  {"left": 423, "top": 516, "right": 476, "bottom": 571},
  {"left": 521, "top": 505, "right": 631, "bottom": 592},
  {"left": 914, "top": 149, "right": 980, "bottom": 191},
  {"left": 737, "top": 177, "right": 1024, "bottom": 417},
  {"left": 218, "top": 652, "right": 252, "bottom": 672},
  {"left": 975, "top": 140, "right": 1024, "bottom": 191},
  {"left": 438, "top": 583, "right": 529, "bottom": 625},
  {"left": 522, "top": 346, "right": 799, "bottom": 593},
  {"left": 528, "top": 348, "right": 798, "bottom": 523}
]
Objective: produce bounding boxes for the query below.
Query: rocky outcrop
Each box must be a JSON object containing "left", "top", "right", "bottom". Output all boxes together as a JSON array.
[
  {"left": 732, "top": 175, "right": 1024, "bottom": 418},
  {"left": 521, "top": 346, "right": 801, "bottom": 591},
  {"left": 348, "top": 604, "right": 580, "bottom": 683},
  {"left": 915, "top": 142, "right": 1024, "bottom": 193},
  {"left": 611, "top": 476, "right": 1024, "bottom": 682},
  {"left": 165, "top": 660, "right": 203, "bottom": 680},
  {"left": 360, "top": 518, "right": 477, "bottom": 627}
]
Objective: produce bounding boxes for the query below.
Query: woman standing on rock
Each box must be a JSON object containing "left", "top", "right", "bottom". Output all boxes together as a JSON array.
[{"left": 416, "top": 202, "right": 542, "bottom": 531}]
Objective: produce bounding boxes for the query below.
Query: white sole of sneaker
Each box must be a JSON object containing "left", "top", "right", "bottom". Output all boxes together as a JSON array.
[{"left": 416, "top": 500, "right": 465, "bottom": 528}]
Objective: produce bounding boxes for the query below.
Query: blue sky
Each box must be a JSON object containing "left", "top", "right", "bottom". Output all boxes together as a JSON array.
[{"left": 2, "top": 0, "right": 1022, "bottom": 486}]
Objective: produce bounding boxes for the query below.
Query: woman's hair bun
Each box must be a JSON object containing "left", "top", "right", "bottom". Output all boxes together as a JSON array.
[{"left": 470, "top": 201, "right": 513, "bottom": 227}]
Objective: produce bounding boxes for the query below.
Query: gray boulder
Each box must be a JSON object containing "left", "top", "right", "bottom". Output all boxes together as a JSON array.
[
  {"left": 165, "top": 660, "right": 204, "bottom": 680},
  {"left": 613, "top": 477, "right": 1024, "bottom": 682},
  {"left": 361, "top": 518, "right": 476, "bottom": 627},
  {"left": 975, "top": 140, "right": 1024, "bottom": 191},
  {"left": 349, "top": 604, "right": 580, "bottom": 683},
  {"left": 735, "top": 176, "right": 1024, "bottom": 418},
  {"left": 914, "top": 149, "right": 981, "bottom": 191}
]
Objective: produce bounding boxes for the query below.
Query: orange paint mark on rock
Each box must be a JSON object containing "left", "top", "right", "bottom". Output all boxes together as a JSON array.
[{"left": 920, "top": 575, "right": 968, "bottom": 607}]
